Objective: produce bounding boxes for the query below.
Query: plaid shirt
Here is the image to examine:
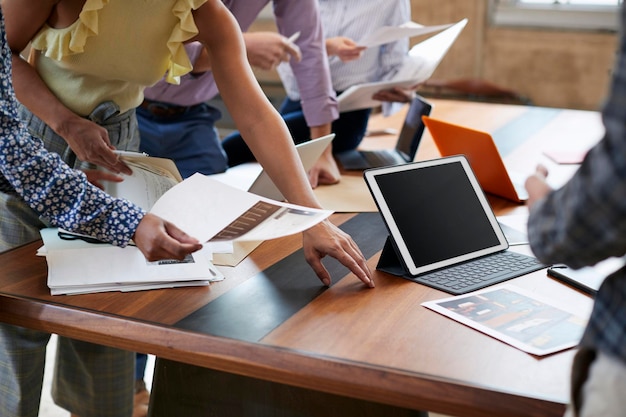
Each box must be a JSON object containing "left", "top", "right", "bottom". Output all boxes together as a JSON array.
[
  {"left": 0, "top": 12, "right": 143, "bottom": 248},
  {"left": 527, "top": 6, "right": 626, "bottom": 362}
]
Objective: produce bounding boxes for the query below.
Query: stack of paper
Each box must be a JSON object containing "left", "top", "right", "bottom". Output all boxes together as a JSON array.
[
  {"left": 40, "top": 154, "right": 333, "bottom": 294},
  {"left": 39, "top": 228, "right": 222, "bottom": 295}
]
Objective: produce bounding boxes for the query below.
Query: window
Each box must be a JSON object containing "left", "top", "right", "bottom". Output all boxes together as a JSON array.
[{"left": 491, "top": 0, "right": 622, "bottom": 31}]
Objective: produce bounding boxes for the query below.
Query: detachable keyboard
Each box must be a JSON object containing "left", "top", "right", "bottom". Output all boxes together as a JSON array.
[{"left": 409, "top": 251, "right": 545, "bottom": 295}]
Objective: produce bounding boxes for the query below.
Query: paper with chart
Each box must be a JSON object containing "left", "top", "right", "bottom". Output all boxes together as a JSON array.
[
  {"left": 149, "top": 173, "right": 332, "bottom": 243},
  {"left": 422, "top": 285, "right": 587, "bottom": 356},
  {"left": 338, "top": 19, "right": 468, "bottom": 112}
]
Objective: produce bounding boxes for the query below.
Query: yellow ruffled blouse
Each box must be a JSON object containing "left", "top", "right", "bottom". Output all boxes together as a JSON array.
[{"left": 29, "top": 0, "right": 206, "bottom": 116}]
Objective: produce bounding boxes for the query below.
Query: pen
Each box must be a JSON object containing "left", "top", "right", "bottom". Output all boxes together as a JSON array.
[
  {"left": 114, "top": 150, "right": 148, "bottom": 158},
  {"left": 287, "top": 31, "right": 300, "bottom": 43}
]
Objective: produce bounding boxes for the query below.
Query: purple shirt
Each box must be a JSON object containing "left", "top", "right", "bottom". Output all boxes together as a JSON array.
[{"left": 144, "top": 0, "right": 338, "bottom": 127}]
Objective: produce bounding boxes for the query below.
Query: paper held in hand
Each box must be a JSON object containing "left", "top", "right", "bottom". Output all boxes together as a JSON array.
[
  {"left": 337, "top": 18, "right": 468, "bottom": 113},
  {"left": 355, "top": 21, "right": 453, "bottom": 49},
  {"left": 40, "top": 153, "right": 332, "bottom": 294}
]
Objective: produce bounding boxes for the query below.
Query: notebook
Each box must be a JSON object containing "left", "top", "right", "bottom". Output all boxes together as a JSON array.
[
  {"left": 422, "top": 116, "right": 528, "bottom": 203},
  {"left": 364, "top": 155, "right": 544, "bottom": 295},
  {"left": 336, "top": 95, "right": 432, "bottom": 170},
  {"left": 211, "top": 134, "right": 334, "bottom": 201}
]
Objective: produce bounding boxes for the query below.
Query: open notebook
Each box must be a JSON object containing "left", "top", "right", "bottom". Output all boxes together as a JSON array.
[
  {"left": 422, "top": 116, "right": 528, "bottom": 203},
  {"left": 364, "top": 155, "right": 544, "bottom": 295},
  {"left": 336, "top": 95, "right": 432, "bottom": 170}
]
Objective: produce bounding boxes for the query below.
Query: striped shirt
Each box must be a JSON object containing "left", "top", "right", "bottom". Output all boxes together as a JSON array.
[{"left": 280, "top": 0, "right": 411, "bottom": 100}]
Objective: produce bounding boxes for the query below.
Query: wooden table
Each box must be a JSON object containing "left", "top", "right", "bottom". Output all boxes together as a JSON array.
[{"left": 0, "top": 100, "right": 604, "bottom": 417}]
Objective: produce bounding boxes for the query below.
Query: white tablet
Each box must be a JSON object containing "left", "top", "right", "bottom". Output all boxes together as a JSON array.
[{"left": 363, "top": 155, "right": 509, "bottom": 276}]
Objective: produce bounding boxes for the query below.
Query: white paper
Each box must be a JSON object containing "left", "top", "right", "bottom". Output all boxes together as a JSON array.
[
  {"left": 422, "top": 285, "right": 587, "bottom": 356},
  {"left": 356, "top": 22, "right": 453, "bottom": 48},
  {"left": 338, "top": 19, "right": 468, "bottom": 112},
  {"left": 149, "top": 173, "right": 332, "bottom": 243},
  {"left": 40, "top": 228, "right": 222, "bottom": 295},
  {"left": 209, "top": 163, "right": 262, "bottom": 191}
]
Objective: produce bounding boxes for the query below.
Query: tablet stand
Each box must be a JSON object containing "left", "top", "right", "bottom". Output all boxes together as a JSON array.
[{"left": 376, "top": 236, "right": 412, "bottom": 278}]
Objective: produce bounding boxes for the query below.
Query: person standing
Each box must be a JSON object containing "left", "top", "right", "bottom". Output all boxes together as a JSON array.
[
  {"left": 222, "top": 0, "right": 415, "bottom": 173},
  {"left": 139, "top": 0, "right": 340, "bottom": 186},
  {"left": 524, "top": 4, "right": 626, "bottom": 416}
]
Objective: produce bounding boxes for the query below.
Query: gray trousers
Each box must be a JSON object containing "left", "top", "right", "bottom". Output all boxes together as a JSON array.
[{"left": 0, "top": 102, "right": 139, "bottom": 417}]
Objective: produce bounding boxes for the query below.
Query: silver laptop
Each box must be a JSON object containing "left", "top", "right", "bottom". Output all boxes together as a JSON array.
[
  {"left": 336, "top": 95, "right": 432, "bottom": 170},
  {"left": 364, "top": 155, "right": 544, "bottom": 295},
  {"left": 211, "top": 134, "right": 334, "bottom": 201}
]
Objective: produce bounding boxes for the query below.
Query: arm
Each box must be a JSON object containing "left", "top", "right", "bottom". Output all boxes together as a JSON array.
[
  {"left": 526, "top": 135, "right": 626, "bottom": 269},
  {"left": 0, "top": 0, "right": 131, "bottom": 175},
  {"left": 243, "top": 31, "right": 301, "bottom": 71},
  {"left": 326, "top": 36, "right": 365, "bottom": 62},
  {"left": 526, "top": 8, "right": 626, "bottom": 269},
  {"left": 190, "top": 31, "right": 302, "bottom": 74},
  {"left": 192, "top": 1, "right": 372, "bottom": 287},
  {"left": 274, "top": 0, "right": 340, "bottom": 186}
]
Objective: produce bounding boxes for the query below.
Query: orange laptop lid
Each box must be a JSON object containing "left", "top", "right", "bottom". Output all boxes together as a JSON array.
[{"left": 422, "top": 116, "right": 524, "bottom": 203}]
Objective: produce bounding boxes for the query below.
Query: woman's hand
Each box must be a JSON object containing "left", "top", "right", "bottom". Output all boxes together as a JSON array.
[
  {"left": 83, "top": 169, "right": 124, "bottom": 190},
  {"left": 133, "top": 213, "right": 203, "bottom": 262},
  {"left": 59, "top": 116, "right": 132, "bottom": 175},
  {"left": 302, "top": 220, "right": 374, "bottom": 288}
]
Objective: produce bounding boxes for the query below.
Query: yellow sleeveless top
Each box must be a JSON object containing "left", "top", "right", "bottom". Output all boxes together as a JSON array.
[{"left": 29, "top": 0, "right": 206, "bottom": 116}]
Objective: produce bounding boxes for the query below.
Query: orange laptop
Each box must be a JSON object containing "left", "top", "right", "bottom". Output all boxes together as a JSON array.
[{"left": 422, "top": 116, "right": 528, "bottom": 203}]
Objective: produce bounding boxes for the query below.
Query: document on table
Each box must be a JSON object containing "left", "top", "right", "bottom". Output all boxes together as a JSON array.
[
  {"left": 42, "top": 162, "right": 333, "bottom": 293},
  {"left": 422, "top": 285, "right": 587, "bottom": 356},
  {"left": 338, "top": 18, "right": 468, "bottom": 113},
  {"left": 39, "top": 228, "right": 222, "bottom": 295},
  {"left": 356, "top": 21, "right": 453, "bottom": 49}
]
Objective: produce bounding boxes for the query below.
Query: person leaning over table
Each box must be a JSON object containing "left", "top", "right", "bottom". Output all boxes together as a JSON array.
[
  {"left": 524, "top": 4, "right": 626, "bottom": 416},
  {"left": 133, "top": 0, "right": 353, "bottom": 408},
  {"left": 139, "top": 0, "right": 340, "bottom": 187},
  {"left": 221, "top": 0, "right": 417, "bottom": 172},
  {"left": 0, "top": 8, "right": 204, "bottom": 417},
  {"left": 0, "top": 1, "right": 374, "bottom": 417}
]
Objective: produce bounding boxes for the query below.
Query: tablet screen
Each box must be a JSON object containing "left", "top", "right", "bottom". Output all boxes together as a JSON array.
[{"left": 364, "top": 156, "right": 508, "bottom": 276}]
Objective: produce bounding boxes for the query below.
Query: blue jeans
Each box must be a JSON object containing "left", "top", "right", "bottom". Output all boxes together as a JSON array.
[
  {"left": 137, "top": 102, "right": 228, "bottom": 179},
  {"left": 221, "top": 96, "right": 372, "bottom": 167}
]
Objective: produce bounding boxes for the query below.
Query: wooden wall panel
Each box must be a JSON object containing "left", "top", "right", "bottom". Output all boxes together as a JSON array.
[
  {"left": 410, "top": 0, "right": 617, "bottom": 110},
  {"left": 247, "top": 0, "right": 618, "bottom": 110}
]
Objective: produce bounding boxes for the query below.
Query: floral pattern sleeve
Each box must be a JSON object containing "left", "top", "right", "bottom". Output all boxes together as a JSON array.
[{"left": 0, "top": 12, "right": 144, "bottom": 247}]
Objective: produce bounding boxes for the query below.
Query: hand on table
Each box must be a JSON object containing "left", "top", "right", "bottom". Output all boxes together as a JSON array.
[
  {"left": 302, "top": 219, "right": 374, "bottom": 288},
  {"left": 308, "top": 148, "right": 341, "bottom": 188},
  {"left": 133, "top": 213, "right": 203, "bottom": 262}
]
